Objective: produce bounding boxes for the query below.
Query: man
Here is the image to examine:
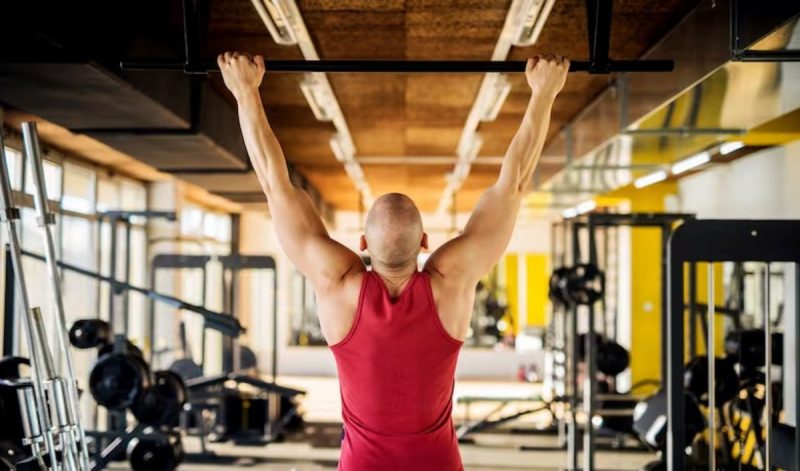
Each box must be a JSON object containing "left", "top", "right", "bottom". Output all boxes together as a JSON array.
[{"left": 218, "top": 52, "right": 569, "bottom": 471}]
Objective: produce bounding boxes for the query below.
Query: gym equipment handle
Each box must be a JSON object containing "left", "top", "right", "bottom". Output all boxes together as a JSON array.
[{"left": 120, "top": 59, "right": 675, "bottom": 74}]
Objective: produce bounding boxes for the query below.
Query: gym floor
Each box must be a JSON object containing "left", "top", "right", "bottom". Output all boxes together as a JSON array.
[{"left": 107, "top": 377, "right": 657, "bottom": 471}]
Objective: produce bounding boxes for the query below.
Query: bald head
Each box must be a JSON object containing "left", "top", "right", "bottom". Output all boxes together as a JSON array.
[{"left": 362, "top": 193, "right": 425, "bottom": 269}]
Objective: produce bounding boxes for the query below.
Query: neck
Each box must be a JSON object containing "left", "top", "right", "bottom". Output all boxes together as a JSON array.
[{"left": 372, "top": 259, "right": 418, "bottom": 281}]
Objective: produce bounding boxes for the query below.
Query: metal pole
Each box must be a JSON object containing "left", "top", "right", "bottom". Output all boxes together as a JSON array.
[
  {"left": 660, "top": 225, "right": 671, "bottom": 383},
  {"left": 688, "top": 262, "right": 697, "bottom": 358},
  {"left": 123, "top": 219, "right": 132, "bottom": 335},
  {"left": 119, "top": 58, "right": 675, "bottom": 74},
  {"left": 22, "top": 122, "right": 91, "bottom": 469},
  {"left": 794, "top": 264, "right": 800, "bottom": 470},
  {"left": 763, "top": 264, "right": 772, "bottom": 470},
  {"left": 108, "top": 217, "right": 118, "bottom": 331},
  {"left": 583, "top": 304, "right": 596, "bottom": 471},
  {"left": 568, "top": 304, "right": 579, "bottom": 470},
  {"left": 0, "top": 128, "right": 60, "bottom": 470},
  {"left": 707, "top": 263, "right": 716, "bottom": 471},
  {"left": 3, "top": 245, "right": 15, "bottom": 356}
]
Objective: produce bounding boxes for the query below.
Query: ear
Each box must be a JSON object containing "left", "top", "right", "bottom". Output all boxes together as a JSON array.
[
  {"left": 359, "top": 234, "right": 368, "bottom": 252},
  {"left": 420, "top": 232, "right": 429, "bottom": 250}
]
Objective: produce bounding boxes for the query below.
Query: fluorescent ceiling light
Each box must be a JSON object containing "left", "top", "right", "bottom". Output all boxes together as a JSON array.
[
  {"left": 299, "top": 75, "right": 334, "bottom": 121},
  {"left": 634, "top": 170, "right": 668, "bottom": 189},
  {"left": 671, "top": 151, "right": 710, "bottom": 175},
  {"left": 458, "top": 134, "right": 483, "bottom": 163},
  {"left": 251, "top": 0, "right": 297, "bottom": 45},
  {"left": 575, "top": 199, "right": 596, "bottom": 215},
  {"left": 344, "top": 161, "right": 365, "bottom": 181},
  {"left": 479, "top": 75, "right": 512, "bottom": 122},
  {"left": 514, "top": 0, "right": 557, "bottom": 46},
  {"left": 330, "top": 133, "right": 355, "bottom": 163},
  {"left": 719, "top": 141, "right": 745, "bottom": 156},
  {"left": 561, "top": 207, "right": 578, "bottom": 219}
]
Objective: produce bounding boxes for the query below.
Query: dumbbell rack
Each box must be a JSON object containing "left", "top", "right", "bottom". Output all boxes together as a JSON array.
[{"left": 665, "top": 220, "right": 800, "bottom": 470}]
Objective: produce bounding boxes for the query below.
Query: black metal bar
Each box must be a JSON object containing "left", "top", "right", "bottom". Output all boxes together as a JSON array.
[
  {"left": 119, "top": 59, "right": 674, "bottom": 74},
  {"left": 660, "top": 224, "right": 671, "bottom": 384},
  {"left": 666, "top": 243, "right": 686, "bottom": 470},
  {"left": 688, "top": 262, "right": 697, "bottom": 358},
  {"left": 182, "top": 0, "right": 203, "bottom": 74},
  {"left": 3, "top": 245, "right": 15, "bottom": 357},
  {"left": 733, "top": 50, "right": 800, "bottom": 62},
  {"left": 586, "top": 0, "right": 613, "bottom": 72},
  {"left": 795, "top": 263, "right": 800, "bottom": 471},
  {"left": 21, "top": 249, "right": 244, "bottom": 337}
]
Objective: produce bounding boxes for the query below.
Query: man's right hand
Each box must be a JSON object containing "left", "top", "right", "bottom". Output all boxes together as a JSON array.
[
  {"left": 217, "top": 52, "right": 266, "bottom": 100},
  {"left": 525, "top": 54, "right": 569, "bottom": 99}
]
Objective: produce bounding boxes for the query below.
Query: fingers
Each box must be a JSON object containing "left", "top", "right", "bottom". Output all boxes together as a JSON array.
[
  {"left": 218, "top": 51, "right": 264, "bottom": 69},
  {"left": 525, "top": 57, "right": 538, "bottom": 74}
]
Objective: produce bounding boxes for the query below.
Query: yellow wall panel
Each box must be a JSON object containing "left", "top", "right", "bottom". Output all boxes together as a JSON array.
[
  {"left": 525, "top": 254, "right": 549, "bottom": 327},
  {"left": 504, "top": 254, "right": 519, "bottom": 334}
]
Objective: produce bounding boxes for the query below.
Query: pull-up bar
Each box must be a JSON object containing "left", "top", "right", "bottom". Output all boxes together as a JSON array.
[{"left": 120, "top": 59, "right": 674, "bottom": 74}]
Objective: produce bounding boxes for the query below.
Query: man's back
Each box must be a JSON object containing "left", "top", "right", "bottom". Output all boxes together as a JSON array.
[{"left": 330, "top": 270, "right": 463, "bottom": 471}]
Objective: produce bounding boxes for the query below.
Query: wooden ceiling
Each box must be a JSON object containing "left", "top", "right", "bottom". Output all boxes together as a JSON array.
[{"left": 205, "top": 0, "right": 699, "bottom": 212}]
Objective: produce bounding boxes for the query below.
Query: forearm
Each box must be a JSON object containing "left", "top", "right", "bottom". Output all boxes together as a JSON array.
[
  {"left": 497, "top": 91, "right": 557, "bottom": 193},
  {"left": 236, "top": 89, "right": 328, "bottom": 239},
  {"left": 235, "top": 89, "right": 292, "bottom": 195}
]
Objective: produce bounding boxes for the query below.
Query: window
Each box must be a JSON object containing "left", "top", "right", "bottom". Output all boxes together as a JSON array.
[{"left": 62, "top": 162, "right": 95, "bottom": 213}]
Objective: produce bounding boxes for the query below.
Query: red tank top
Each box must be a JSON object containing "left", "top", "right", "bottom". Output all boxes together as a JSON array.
[{"left": 330, "top": 270, "right": 464, "bottom": 471}]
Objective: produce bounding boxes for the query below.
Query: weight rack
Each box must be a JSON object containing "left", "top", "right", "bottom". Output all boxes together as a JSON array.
[{"left": 566, "top": 212, "right": 694, "bottom": 470}]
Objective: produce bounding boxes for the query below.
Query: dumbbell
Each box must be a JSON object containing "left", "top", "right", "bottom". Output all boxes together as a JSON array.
[
  {"left": 69, "top": 319, "right": 112, "bottom": 349},
  {"left": 633, "top": 389, "right": 705, "bottom": 451},
  {"left": 127, "top": 431, "right": 184, "bottom": 471},
  {"left": 683, "top": 355, "right": 739, "bottom": 407},
  {"left": 724, "top": 329, "right": 783, "bottom": 376},
  {"left": 131, "top": 371, "right": 187, "bottom": 427}
]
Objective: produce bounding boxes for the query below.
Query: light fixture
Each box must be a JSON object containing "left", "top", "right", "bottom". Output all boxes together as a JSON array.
[
  {"left": 514, "top": 0, "right": 557, "bottom": 46},
  {"left": 634, "top": 170, "right": 668, "bottom": 189},
  {"left": 250, "top": 0, "right": 298, "bottom": 45},
  {"left": 330, "top": 133, "right": 355, "bottom": 163},
  {"left": 299, "top": 75, "right": 334, "bottom": 121},
  {"left": 458, "top": 134, "right": 483, "bottom": 163},
  {"left": 575, "top": 199, "right": 596, "bottom": 214},
  {"left": 719, "top": 141, "right": 745, "bottom": 156},
  {"left": 671, "top": 151, "right": 711, "bottom": 175},
  {"left": 479, "top": 75, "right": 512, "bottom": 122},
  {"left": 561, "top": 207, "right": 578, "bottom": 219},
  {"left": 560, "top": 199, "right": 595, "bottom": 220},
  {"left": 344, "top": 161, "right": 365, "bottom": 181}
]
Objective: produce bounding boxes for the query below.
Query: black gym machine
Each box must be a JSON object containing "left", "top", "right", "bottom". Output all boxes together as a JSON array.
[{"left": 660, "top": 220, "right": 800, "bottom": 470}]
